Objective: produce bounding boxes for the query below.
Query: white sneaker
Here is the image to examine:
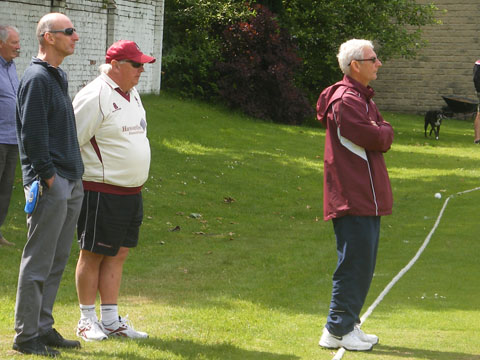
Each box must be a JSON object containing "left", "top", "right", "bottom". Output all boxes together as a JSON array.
[
  {"left": 102, "top": 315, "right": 148, "bottom": 339},
  {"left": 319, "top": 327, "right": 373, "bottom": 351},
  {"left": 353, "top": 325, "right": 379, "bottom": 345},
  {"left": 77, "top": 317, "right": 108, "bottom": 341}
]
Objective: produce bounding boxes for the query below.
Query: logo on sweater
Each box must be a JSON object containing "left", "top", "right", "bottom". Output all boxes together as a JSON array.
[
  {"left": 122, "top": 124, "right": 144, "bottom": 135},
  {"left": 112, "top": 103, "right": 122, "bottom": 113},
  {"left": 112, "top": 102, "right": 121, "bottom": 113}
]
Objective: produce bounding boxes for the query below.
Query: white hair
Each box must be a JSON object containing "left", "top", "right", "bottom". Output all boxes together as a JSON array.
[
  {"left": 337, "top": 39, "right": 374, "bottom": 75},
  {"left": 99, "top": 63, "right": 112, "bottom": 74},
  {"left": 99, "top": 60, "right": 130, "bottom": 74}
]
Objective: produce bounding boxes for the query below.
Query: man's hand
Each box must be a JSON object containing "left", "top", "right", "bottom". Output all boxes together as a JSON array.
[{"left": 45, "top": 175, "right": 55, "bottom": 188}]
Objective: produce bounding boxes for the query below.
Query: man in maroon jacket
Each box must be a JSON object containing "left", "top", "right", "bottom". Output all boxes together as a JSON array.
[{"left": 316, "top": 39, "right": 394, "bottom": 352}]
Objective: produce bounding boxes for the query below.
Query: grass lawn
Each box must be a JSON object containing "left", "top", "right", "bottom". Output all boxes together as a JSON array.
[{"left": 0, "top": 93, "right": 479, "bottom": 359}]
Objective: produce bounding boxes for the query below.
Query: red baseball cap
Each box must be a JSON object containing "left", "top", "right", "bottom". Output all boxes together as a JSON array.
[{"left": 106, "top": 40, "right": 156, "bottom": 64}]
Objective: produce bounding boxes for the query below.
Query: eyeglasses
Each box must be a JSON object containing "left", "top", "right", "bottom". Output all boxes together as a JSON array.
[
  {"left": 125, "top": 60, "right": 144, "bottom": 69},
  {"left": 41, "top": 28, "right": 76, "bottom": 36},
  {"left": 348, "top": 57, "right": 379, "bottom": 66}
]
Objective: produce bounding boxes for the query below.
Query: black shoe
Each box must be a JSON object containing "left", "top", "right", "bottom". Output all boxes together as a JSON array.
[
  {"left": 13, "top": 337, "right": 60, "bottom": 357},
  {"left": 40, "top": 328, "right": 81, "bottom": 349}
]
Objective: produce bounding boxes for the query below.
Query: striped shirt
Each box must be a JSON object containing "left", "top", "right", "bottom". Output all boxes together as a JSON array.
[{"left": 16, "top": 57, "right": 84, "bottom": 185}]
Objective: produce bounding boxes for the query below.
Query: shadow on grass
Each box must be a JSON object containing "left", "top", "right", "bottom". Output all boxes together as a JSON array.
[
  {"left": 375, "top": 344, "right": 480, "bottom": 359},
  {"left": 149, "top": 338, "right": 300, "bottom": 360},
  {"left": 72, "top": 338, "right": 300, "bottom": 360}
]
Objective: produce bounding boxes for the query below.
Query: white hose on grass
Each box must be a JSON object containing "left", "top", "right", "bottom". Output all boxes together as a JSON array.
[{"left": 331, "top": 186, "right": 480, "bottom": 360}]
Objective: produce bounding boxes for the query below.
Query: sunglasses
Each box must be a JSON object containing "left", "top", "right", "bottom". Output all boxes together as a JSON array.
[
  {"left": 41, "top": 28, "right": 76, "bottom": 36},
  {"left": 125, "top": 60, "right": 144, "bottom": 69},
  {"left": 348, "top": 57, "right": 380, "bottom": 66}
]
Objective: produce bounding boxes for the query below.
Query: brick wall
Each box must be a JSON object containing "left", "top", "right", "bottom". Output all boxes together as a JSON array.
[
  {"left": 373, "top": 0, "right": 480, "bottom": 114},
  {"left": 0, "top": 0, "right": 164, "bottom": 96}
]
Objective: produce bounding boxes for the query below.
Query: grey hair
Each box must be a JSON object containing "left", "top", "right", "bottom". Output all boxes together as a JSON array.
[
  {"left": 0, "top": 25, "right": 19, "bottom": 42},
  {"left": 337, "top": 39, "right": 374, "bottom": 76}
]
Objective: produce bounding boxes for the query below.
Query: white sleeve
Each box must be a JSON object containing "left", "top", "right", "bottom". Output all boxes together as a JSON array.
[{"left": 73, "top": 82, "right": 104, "bottom": 147}]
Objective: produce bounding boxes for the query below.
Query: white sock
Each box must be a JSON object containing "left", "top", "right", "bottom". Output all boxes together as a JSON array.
[
  {"left": 79, "top": 304, "right": 97, "bottom": 320},
  {"left": 100, "top": 304, "right": 119, "bottom": 327}
]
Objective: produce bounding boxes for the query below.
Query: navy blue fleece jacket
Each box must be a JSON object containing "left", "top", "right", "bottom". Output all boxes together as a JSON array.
[{"left": 16, "top": 58, "right": 83, "bottom": 185}]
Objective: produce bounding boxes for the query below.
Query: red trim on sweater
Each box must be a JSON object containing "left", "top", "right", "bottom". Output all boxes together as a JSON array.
[
  {"left": 82, "top": 181, "right": 142, "bottom": 195},
  {"left": 90, "top": 136, "right": 103, "bottom": 163},
  {"left": 115, "top": 88, "right": 130, "bottom": 102}
]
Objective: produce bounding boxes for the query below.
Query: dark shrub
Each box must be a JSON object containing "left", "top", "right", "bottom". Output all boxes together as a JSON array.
[
  {"left": 216, "top": 4, "right": 313, "bottom": 125},
  {"left": 161, "top": 35, "right": 221, "bottom": 100},
  {"left": 162, "top": 0, "right": 254, "bottom": 100}
]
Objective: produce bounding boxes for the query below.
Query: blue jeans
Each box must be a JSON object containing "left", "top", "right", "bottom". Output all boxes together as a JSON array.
[{"left": 325, "top": 215, "right": 380, "bottom": 337}]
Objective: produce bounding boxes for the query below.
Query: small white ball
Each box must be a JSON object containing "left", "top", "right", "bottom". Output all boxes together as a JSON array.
[{"left": 434, "top": 192, "right": 442, "bottom": 199}]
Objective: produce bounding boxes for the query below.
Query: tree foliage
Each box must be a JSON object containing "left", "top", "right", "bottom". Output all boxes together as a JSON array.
[
  {"left": 279, "top": 0, "right": 439, "bottom": 101},
  {"left": 162, "top": 0, "right": 254, "bottom": 99},
  {"left": 162, "top": 0, "right": 438, "bottom": 116}
]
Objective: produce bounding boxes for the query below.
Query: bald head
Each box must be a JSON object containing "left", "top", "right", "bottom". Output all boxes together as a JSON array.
[
  {"left": 36, "top": 13, "right": 70, "bottom": 45},
  {"left": 35, "top": 12, "right": 78, "bottom": 67}
]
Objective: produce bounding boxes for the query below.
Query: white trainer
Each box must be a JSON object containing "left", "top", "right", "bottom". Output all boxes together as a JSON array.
[
  {"left": 102, "top": 315, "right": 148, "bottom": 339},
  {"left": 77, "top": 317, "right": 108, "bottom": 341},
  {"left": 353, "top": 325, "right": 379, "bottom": 345},
  {"left": 319, "top": 327, "right": 373, "bottom": 351}
]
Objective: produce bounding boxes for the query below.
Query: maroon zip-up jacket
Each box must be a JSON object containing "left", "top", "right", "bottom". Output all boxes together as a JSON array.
[{"left": 316, "top": 75, "right": 393, "bottom": 221}]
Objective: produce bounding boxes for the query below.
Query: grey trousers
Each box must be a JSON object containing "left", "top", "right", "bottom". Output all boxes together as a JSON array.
[
  {"left": 0, "top": 144, "right": 18, "bottom": 237},
  {"left": 14, "top": 174, "right": 83, "bottom": 344}
]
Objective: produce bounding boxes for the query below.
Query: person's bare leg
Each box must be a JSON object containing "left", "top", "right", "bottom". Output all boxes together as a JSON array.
[
  {"left": 98, "top": 247, "right": 129, "bottom": 304},
  {"left": 97, "top": 247, "right": 148, "bottom": 338},
  {"left": 75, "top": 249, "right": 108, "bottom": 341},
  {"left": 75, "top": 249, "right": 104, "bottom": 305}
]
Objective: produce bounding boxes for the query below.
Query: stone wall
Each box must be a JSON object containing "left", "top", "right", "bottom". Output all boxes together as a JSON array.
[
  {"left": 0, "top": 0, "right": 164, "bottom": 96},
  {"left": 373, "top": 0, "right": 480, "bottom": 114}
]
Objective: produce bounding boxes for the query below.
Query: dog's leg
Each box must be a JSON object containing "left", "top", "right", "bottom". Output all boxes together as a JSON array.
[{"left": 434, "top": 117, "right": 442, "bottom": 140}]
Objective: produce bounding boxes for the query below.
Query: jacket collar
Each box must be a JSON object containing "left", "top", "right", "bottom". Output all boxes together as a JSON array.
[
  {"left": 343, "top": 75, "right": 375, "bottom": 100},
  {"left": 31, "top": 57, "right": 60, "bottom": 70},
  {"left": 317, "top": 75, "right": 376, "bottom": 126}
]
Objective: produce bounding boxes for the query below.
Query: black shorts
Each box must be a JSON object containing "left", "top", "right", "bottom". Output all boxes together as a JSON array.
[{"left": 77, "top": 190, "right": 143, "bottom": 256}]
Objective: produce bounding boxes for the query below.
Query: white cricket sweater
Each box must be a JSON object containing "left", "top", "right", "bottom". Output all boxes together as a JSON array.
[{"left": 73, "top": 73, "right": 151, "bottom": 193}]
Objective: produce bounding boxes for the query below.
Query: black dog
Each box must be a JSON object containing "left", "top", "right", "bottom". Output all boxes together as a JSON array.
[{"left": 424, "top": 110, "right": 445, "bottom": 140}]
